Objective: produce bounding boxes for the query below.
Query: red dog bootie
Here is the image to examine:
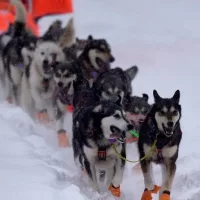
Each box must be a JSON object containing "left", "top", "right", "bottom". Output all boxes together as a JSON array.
[
  {"left": 141, "top": 190, "right": 152, "bottom": 200},
  {"left": 141, "top": 185, "right": 161, "bottom": 200},
  {"left": 35, "top": 110, "right": 49, "bottom": 124},
  {"left": 57, "top": 130, "right": 70, "bottom": 147},
  {"left": 66, "top": 105, "right": 74, "bottom": 112},
  {"left": 7, "top": 97, "right": 13, "bottom": 104},
  {"left": 160, "top": 193, "right": 170, "bottom": 200},
  {"left": 108, "top": 184, "right": 121, "bottom": 197},
  {"left": 151, "top": 185, "right": 161, "bottom": 194}
]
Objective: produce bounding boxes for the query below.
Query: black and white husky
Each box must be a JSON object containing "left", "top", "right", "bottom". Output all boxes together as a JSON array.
[
  {"left": 52, "top": 62, "right": 79, "bottom": 135},
  {"left": 1, "top": 0, "right": 37, "bottom": 104},
  {"left": 72, "top": 99, "right": 133, "bottom": 194},
  {"left": 138, "top": 90, "right": 182, "bottom": 200}
]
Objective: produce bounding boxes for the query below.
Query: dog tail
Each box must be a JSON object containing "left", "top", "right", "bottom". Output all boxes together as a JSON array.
[
  {"left": 11, "top": 0, "right": 27, "bottom": 37},
  {"left": 59, "top": 17, "right": 75, "bottom": 48}
]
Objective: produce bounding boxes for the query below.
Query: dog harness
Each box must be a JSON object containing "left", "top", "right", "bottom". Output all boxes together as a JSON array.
[{"left": 98, "top": 147, "right": 107, "bottom": 161}]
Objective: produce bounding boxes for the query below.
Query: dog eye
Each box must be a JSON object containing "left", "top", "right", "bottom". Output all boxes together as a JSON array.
[
  {"left": 41, "top": 52, "right": 45, "bottom": 55},
  {"left": 159, "top": 111, "right": 165, "bottom": 115},
  {"left": 173, "top": 110, "right": 178, "bottom": 115},
  {"left": 56, "top": 73, "right": 61, "bottom": 77},
  {"left": 114, "top": 114, "right": 121, "bottom": 119},
  {"left": 142, "top": 110, "right": 148, "bottom": 115}
]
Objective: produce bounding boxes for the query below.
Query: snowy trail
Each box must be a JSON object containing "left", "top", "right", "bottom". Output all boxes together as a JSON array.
[{"left": 1, "top": 0, "right": 200, "bottom": 199}]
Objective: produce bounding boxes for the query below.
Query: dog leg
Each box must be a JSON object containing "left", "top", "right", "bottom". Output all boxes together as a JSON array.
[
  {"left": 84, "top": 158, "right": 99, "bottom": 192},
  {"left": 72, "top": 138, "right": 84, "bottom": 173},
  {"left": 108, "top": 157, "right": 124, "bottom": 197},
  {"left": 13, "top": 85, "right": 20, "bottom": 106},
  {"left": 56, "top": 115, "right": 70, "bottom": 147},
  {"left": 159, "top": 161, "right": 176, "bottom": 200},
  {"left": 140, "top": 160, "right": 154, "bottom": 190},
  {"left": 31, "top": 88, "right": 49, "bottom": 123},
  {"left": 140, "top": 160, "right": 158, "bottom": 200}
]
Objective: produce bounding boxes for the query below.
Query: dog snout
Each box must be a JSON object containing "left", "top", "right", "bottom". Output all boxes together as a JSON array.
[
  {"left": 109, "top": 55, "right": 115, "bottom": 62},
  {"left": 58, "top": 82, "right": 63, "bottom": 88},
  {"left": 127, "top": 124, "right": 134, "bottom": 131},
  {"left": 167, "top": 121, "right": 174, "bottom": 128},
  {"left": 43, "top": 59, "right": 49, "bottom": 65}
]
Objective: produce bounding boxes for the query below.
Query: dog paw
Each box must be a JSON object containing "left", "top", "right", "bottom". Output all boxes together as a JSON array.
[
  {"left": 159, "top": 193, "right": 170, "bottom": 200},
  {"left": 141, "top": 190, "right": 152, "bottom": 200},
  {"left": 35, "top": 110, "right": 49, "bottom": 124},
  {"left": 7, "top": 97, "right": 13, "bottom": 104},
  {"left": 108, "top": 184, "right": 121, "bottom": 197},
  {"left": 151, "top": 185, "right": 161, "bottom": 194},
  {"left": 57, "top": 130, "right": 70, "bottom": 147}
]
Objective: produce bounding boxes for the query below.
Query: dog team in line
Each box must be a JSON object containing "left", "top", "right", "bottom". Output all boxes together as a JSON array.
[{"left": 0, "top": 1, "right": 183, "bottom": 200}]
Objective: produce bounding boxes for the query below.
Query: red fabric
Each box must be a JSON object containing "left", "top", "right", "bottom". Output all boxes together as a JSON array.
[{"left": 32, "top": 0, "right": 73, "bottom": 19}]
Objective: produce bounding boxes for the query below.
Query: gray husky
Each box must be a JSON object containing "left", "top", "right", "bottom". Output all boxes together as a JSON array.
[
  {"left": 94, "top": 66, "right": 138, "bottom": 103},
  {"left": 20, "top": 40, "right": 65, "bottom": 122},
  {"left": 138, "top": 90, "right": 182, "bottom": 200},
  {"left": 123, "top": 93, "right": 151, "bottom": 141},
  {"left": 76, "top": 38, "right": 115, "bottom": 86},
  {"left": 20, "top": 18, "right": 75, "bottom": 122}
]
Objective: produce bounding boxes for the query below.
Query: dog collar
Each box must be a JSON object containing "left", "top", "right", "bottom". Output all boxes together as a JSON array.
[{"left": 17, "top": 62, "right": 24, "bottom": 68}]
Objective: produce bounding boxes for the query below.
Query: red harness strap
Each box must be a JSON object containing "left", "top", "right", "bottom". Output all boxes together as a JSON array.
[
  {"left": 98, "top": 147, "right": 107, "bottom": 161},
  {"left": 65, "top": 105, "right": 74, "bottom": 112}
]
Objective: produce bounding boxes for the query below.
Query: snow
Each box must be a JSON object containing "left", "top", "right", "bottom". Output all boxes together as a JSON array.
[{"left": 0, "top": 0, "right": 199, "bottom": 199}]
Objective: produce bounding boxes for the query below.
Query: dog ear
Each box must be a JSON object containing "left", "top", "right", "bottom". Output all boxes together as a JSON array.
[
  {"left": 36, "top": 38, "right": 43, "bottom": 47},
  {"left": 153, "top": 90, "right": 162, "bottom": 103},
  {"left": 115, "top": 95, "right": 123, "bottom": 107},
  {"left": 93, "top": 104, "right": 103, "bottom": 113},
  {"left": 142, "top": 93, "right": 149, "bottom": 102},
  {"left": 58, "top": 17, "right": 75, "bottom": 48},
  {"left": 172, "top": 90, "right": 180, "bottom": 104},
  {"left": 125, "top": 65, "right": 138, "bottom": 81},
  {"left": 88, "top": 35, "right": 93, "bottom": 40},
  {"left": 122, "top": 92, "right": 131, "bottom": 107}
]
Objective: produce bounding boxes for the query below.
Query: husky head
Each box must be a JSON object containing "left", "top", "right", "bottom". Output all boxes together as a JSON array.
[
  {"left": 153, "top": 90, "right": 181, "bottom": 137},
  {"left": 75, "top": 35, "right": 93, "bottom": 56},
  {"left": 8, "top": 35, "right": 37, "bottom": 68},
  {"left": 123, "top": 93, "right": 151, "bottom": 127},
  {"left": 21, "top": 36, "right": 38, "bottom": 66},
  {"left": 82, "top": 39, "right": 115, "bottom": 72},
  {"left": 95, "top": 66, "right": 138, "bottom": 103},
  {"left": 53, "top": 62, "right": 78, "bottom": 96},
  {"left": 91, "top": 99, "right": 133, "bottom": 142},
  {"left": 34, "top": 40, "right": 65, "bottom": 77}
]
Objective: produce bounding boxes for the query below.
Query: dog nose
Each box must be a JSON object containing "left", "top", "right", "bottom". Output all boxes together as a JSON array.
[
  {"left": 43, "top": 60, "right": 49, "bottom": 65},
  {"left": 58, "top": 82, "right": 63, "bottom": 88},
  {"left": 109, "top": 55, "right": 115, "bottom": 62},
  {"left": 167, "top": 121, "right": 174, "bottom": 128},
  {"left": 127, "top": 124, "right": 134, "bottom": 131}
]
